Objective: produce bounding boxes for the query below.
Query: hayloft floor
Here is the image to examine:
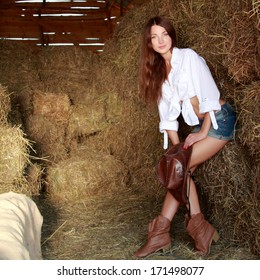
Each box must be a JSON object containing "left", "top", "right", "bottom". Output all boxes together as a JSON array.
[{"left": 36, "top": 190, "right": 258, "bottom": 260}]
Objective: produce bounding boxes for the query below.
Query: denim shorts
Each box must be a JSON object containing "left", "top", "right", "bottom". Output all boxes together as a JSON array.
[{"left": 192, "top": 102, "right": 237, "bottom": 141}]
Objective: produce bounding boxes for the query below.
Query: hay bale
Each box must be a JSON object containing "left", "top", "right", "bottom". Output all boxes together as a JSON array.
[
  {"left": 32, "top": 91, "right": 71, "bottom": 123},
  {"left": 35, "top": 46, "right": 100, "bottom": 104},
  {"left": 195, "top": 142, "right": 259, "bottom": 254},
  {"left": 233, "top": 163, "right": 259, "bottom": 255},
  {"left": 0, "top": 125, "right": 31, "bottom": 194},
  {"left": 0, "top": 41, "right": 40, "bottom": 125},
  {"left": 101, "top": 3, "right": 159, "bottom": 97},
  {"left": 66, "top": 103, "right": 107, "bottom": 141},
  {"left": 26, "top": 163, "right": 45, "bottom": 196},
  {"left": 0, "top": 84, "right": 11, "bottom": 124},
  {"left": 25, "top": 115, "right": 68, "bottom": 163},
  {"left": 236, "top": 81, "right": 260, "bottom": 160},
  {"left": 0, "top": 41, "right": 39, "bottom": 93},
  {"left": 0, "top": 84, "right": 36, "bottom": 196},
  {"left": 165, "top": 0, "right": 259, "bottom": 84},
  {"left": 0, "top": 0, "right": 258, "bottom": 259},
  {"left": 72, "top": 97, "right": 162, "bottom": 193},
  {"left": 24, "top": 91, "right": 71, "bottom": 162},
  {"left": 98, "top": 0, "right": 259, "bottom": 256},
  {"left": 46, "top": 149, "right": 128, "bottom": 202},
  {"left": 222, "top": 10, "right": 259, "bottom": 84}
]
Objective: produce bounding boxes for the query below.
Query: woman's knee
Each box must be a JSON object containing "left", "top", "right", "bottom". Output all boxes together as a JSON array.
[{"left": 189, "top": 137, "right": 228, "bottom": 168}]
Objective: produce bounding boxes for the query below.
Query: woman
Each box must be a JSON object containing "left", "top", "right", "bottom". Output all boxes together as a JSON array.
[{"left": 134, "top": 16, "right": 236, "bottom": 258}]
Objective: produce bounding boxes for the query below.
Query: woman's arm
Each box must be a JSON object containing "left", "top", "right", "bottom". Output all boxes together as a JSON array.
[
  {"left": 183, "top": 112, "right": 211, "bottom": 149},
  {"left": 167, "top": 130, "right": 180, "bottom": 145}
]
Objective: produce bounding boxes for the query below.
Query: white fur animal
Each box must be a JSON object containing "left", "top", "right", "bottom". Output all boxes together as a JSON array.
[{"left": 0, "top": 191, "right": 43, "bottom": 260}]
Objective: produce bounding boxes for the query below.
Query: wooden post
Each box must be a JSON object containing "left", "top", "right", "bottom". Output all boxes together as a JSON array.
[{"left": 120, "top": 0, "right": 124, "bottom": 17}]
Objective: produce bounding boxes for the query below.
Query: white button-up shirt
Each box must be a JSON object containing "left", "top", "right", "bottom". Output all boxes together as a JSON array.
[{"left": 158, "top": 47, "right": 221, "bottom": 149}]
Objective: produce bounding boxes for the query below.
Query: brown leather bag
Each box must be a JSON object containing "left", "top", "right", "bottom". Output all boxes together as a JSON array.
[{"left": 156, "top": 142, "right": 193, "bottom": 204}]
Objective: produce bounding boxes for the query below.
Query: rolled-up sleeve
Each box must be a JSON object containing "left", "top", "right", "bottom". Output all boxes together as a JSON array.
[
  {"left": 184, "top": 49, "right": 221, "bottom": 128},
  {"left": 158, "top": 96, "right": 180, "bottom": 149}
]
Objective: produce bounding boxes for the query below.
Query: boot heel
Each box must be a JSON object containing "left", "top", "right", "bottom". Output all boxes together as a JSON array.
[
  {"left": 161, "top": 243, "right": 171, "bottom": 252},
  {"left": 212, "top": 230, "right": 220, "bottom": 243},
  {"left": 134, "top": 215, "right": 171, "bottom": 258}
]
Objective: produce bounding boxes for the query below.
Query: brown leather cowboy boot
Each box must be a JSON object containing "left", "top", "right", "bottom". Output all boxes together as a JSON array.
[
  {"left": 186, "top": 213, "right": 219, "bottom": 255},
  {"left": 134, "top": 215, "right": 171, "bottom": 258}
]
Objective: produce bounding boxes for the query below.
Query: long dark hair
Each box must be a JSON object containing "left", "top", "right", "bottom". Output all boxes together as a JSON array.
[{"left": 139, "top": 16, "right": 177, "bottom": 103}]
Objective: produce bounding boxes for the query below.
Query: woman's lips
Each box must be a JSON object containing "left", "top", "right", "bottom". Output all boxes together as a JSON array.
[{"left": 159, "top": 45, "right": 166, "bottom": 49}]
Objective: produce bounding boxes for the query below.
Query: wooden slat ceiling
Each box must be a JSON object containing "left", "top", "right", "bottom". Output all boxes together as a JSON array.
[{"left": 0, "top": 0, "right": 139, "bottom": 52}]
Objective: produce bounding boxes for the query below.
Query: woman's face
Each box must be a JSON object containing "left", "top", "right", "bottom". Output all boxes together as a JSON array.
[{"left": 150, "top": 25, "right": 172, "bottom": 56}]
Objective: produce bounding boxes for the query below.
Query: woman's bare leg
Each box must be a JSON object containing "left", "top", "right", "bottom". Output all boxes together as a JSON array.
[
  {"left": 161, "top": 177, "right": 201, "bottom": 219},
  {"left": 189, "top": 137, "right": 228, "bottom": 168},
  {"left": 160, "top": 136, "right": 228, "bottom": 220},
  {"left": 161, "top": 192, "right": 180, "bottom": 220},
  {"left": 134, "top": 137, "right": 228, "bottom": 257}
]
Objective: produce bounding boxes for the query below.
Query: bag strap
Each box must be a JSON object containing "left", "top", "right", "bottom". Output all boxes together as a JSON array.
[{"left": 186, "top": 170, "right": 192, "bottom": 217}]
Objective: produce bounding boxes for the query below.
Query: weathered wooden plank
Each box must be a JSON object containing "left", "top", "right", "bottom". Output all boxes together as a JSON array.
[
  {"left": 0, "top": 1, "right": 108, "bottom": 10},
  {"left": 41, "top": 33, "right": 106, "bottom": 44},
  {"left": 0, "top": 8, "right": 122, "bottom": 20},
  {"left": 0, "top": 2, "right": 119, "bottom": 21},
  {"left": 0, "top": 25, "right": 111, "bottom": 39},
  {"left": 0, "top": 38, "right": 104, "bottom": 52},
  {"left": 0, "top": 17, "right": 113, "bottom": 26},
  {"left": 0, "top": 28, "right": 111, "bottom": 40},
  {"left": 0, "top": 9, "right": 110, "bottom": 17}
]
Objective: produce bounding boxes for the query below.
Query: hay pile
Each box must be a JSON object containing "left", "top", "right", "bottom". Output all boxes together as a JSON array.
[
  {"left": 34, "top": 46, "right": 99, "bottom": 105},
  {"left": 0, "top": 84, "right": 11, "bottom": 124},
  {"left": 0, "top": 41, "right": 40, "bottom": 125},
  {"left": 0, "top": 84, "right": 33, "bottom": 195},
  {"left": 0, "top": 0, "right": 259, "bottom": 259},
  {"left": 46, "top": 148, "right": 128, "bottom": 202},
  {"left": 236, "top": 81, "right": 260, "bottom": 160},
  {"left": 102, "top": 0, "right": 259, "bottom": 255},
  {"left": 25, "top": 91, "right": 71, "bottom": 162}
]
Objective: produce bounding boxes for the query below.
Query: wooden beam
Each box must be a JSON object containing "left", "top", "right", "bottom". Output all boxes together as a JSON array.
[
  {"left": 0, "top": 1, "right": 107, "bottom": 9},
  {"left": 0, "top": 0, "right": 133, "bottom": 52},
  {"left": 0, "top": 38, "right": 105, "bottom": 53},
  {"left": 0, "top": 25, "right": 111, "bottom": 40},
  {"left": 0, "top": 6, "right": 123, "bottom": 20}
]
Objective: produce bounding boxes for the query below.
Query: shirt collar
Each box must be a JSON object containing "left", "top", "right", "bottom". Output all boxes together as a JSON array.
[{"left": 171, "top": 47, "right": 182, "bottom": 65}]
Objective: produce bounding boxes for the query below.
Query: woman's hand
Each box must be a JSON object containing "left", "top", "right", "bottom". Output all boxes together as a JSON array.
[
  {"left": 183, "top": 112, "right": 212, "bottom": 149},
  {"left": 183, "top": 131, "right": 207, "bottom": 149}
]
